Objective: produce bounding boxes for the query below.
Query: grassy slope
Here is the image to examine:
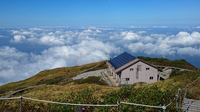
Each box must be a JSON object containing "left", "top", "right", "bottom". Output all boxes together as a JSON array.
[
  {"left": 138, "top": 56, "right": 197, "bottom": 70},
  {"left": 0, "top": 56, "right": 198, "bottom": 96},
  {"left": 0, "top": 60, "right": 107, "bottom": 96},
  {"left": 0, "top": 71, "right": 199, "bottom": 112},
  {"left": 0, "top": 83, "right": 119, "bottom": 112},
  {"left": 21, "top": 83, "right": 119, "bottom": 102},
  {"left": 0, "top": 57, "right": 200, "bottom": 111},
  {"left": 22, "top": 71, "right": 200, "bottom": 99},
  {"left": 152, "top": 71, "right": 200, "bottom": 99}
]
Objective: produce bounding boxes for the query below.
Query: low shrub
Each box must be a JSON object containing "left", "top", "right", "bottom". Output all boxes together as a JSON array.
[{"left": 72, "top": 76, "right": 107, "bottom": 85}]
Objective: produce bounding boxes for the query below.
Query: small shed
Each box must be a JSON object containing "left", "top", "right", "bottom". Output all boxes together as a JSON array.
[{"left": 107, "top": 52, "right": 159, "bottom": 85}]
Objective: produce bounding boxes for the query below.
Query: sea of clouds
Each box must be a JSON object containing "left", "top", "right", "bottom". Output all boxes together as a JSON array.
[{"left": 0, "top": 26, "right": 200, "bottom": 85}]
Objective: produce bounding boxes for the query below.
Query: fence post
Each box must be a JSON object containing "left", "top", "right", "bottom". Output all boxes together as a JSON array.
[
  {"left": 117, "top": 100, "right": 120, "bottom": 112},
  {"left": 20, "top": 96, "right": 22, "bottom": 112},
  {"left": 162, "top": 104, "right": 166, "bottom": 112},
  {"left": 184, "top": 84, "right": 189, "bottom": 99},
  {"left": 176, "top": 88, "right": 181, "bottom": 112},
  {"left": 176, "top": 94, "right": 178, "bottom": 112}
]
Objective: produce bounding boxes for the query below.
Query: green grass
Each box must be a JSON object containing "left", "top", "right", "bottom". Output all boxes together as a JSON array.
[{"left": 138, "top": 56, "right": 197, "bottom": 70}]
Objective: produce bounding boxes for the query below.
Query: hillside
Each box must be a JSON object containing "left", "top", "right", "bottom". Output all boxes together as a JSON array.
[
  {"left": 0, "top": 57, "right": 199, "bottom": 111},
  {"left": 0, "top": 60, "right": 107, "bottom": 96},
  {"left": 0, "top": 71, "right": 199, "bottom": 111},
  {"left": 138, "top": 56, "right": 197, "bottom": 70}
]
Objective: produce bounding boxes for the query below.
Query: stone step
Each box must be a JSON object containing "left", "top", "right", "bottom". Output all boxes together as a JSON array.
[{"left": 182, "top": 98, "right": 200, "bottom": 112}]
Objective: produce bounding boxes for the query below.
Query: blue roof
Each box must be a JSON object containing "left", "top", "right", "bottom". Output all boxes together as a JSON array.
[{"left": 108, "top": 52, "right": 136, "bottom": 69}]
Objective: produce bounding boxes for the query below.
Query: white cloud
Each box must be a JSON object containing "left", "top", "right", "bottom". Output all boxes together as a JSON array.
[
  {"left": 0, "top": 38, "right": 119, "bottom": 85},
  {"left": 11, "top": 30, "right": 34, "bottom": 35},
  {"left": 129, "top": 26, "right": 147, "bottom": 28},
  {"left": 0, "top": 47, "right": 28, "bottom": 84},
  {"left": 9, "top": 27, "right": 200, "bottom": 56},
  {"left": 162, "top": 32, "right": 200, "bottom": 46},
  {"left": 152, "top": 26, "right": 170, "bottom": 28},
  {"left": 29, "top": 27, "right": 43, "bottom": 31},
  {"left": 138, "top": 31, "right": 147, "bottom": 34},
  {"left": 121, "top": 31, "right": 140, "bottom": 40},
  {"left": 177, "top": 47, "right": 200, "bottom": 56},
  {"left": 128, "top": 42, "right": 175, "bottom": 55},
  {"left": 12, "top": 35, "right": 26, "bottom": 43},
  {"left": 39, "top": 35, "right": 65, "bottom": 46},
  {"left": 10, "top": 28, "right": 103, "bottom": 46},
  {"left": 193, "top": 26, "right": 200, "bottom": 28}
]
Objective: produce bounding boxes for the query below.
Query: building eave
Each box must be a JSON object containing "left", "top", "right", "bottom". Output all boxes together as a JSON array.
[{"left": 115, "top": 58, "right": 159, "bottom": 73}]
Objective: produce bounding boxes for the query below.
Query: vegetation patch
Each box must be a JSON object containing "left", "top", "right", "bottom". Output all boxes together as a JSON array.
[{"left": 72, "top": 76, "right": 107, "bottom": 85}]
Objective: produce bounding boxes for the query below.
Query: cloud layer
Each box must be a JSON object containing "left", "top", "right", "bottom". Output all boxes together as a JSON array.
[{"left": 0, "top": 26, "right": 200, "bottom": 85}]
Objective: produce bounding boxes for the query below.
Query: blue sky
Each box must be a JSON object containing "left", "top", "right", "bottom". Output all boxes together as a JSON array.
[{"left": 0, "top": 0, "right": 200, "bottom": 27}]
